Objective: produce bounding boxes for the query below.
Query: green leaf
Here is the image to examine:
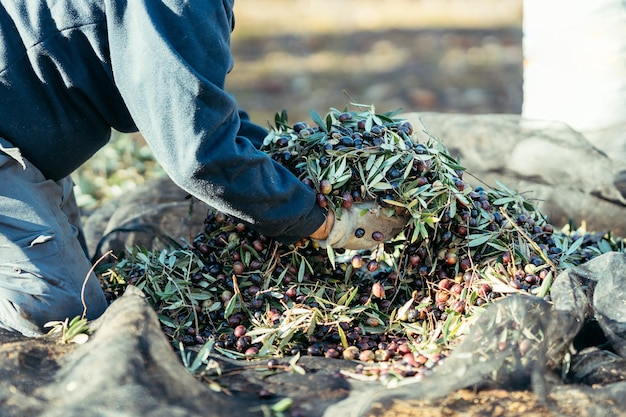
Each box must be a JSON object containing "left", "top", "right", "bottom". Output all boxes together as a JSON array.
[
  {"left": 158, "top": 250, "right": 167, "bottom": 266},
  {"left": 277, "top": 327, "right": 297, "bottom": 350},
  {"left": 326, "top": 246, "right": 336, "bottom": 269},
  {"left": 486, "top": 241, "right": 510, "bottom": 252},
  {"left": 565, "top": 236, "right": 584, "bottom": 256},
  {"left": 224, "top": 293, "right": 238, "bottom": 318},
  {"left": 492, "top": 197, "right": 516, "bottom": 206},
  {"left": 158, "top": 314, "right": 178, "bottom": 329},
  {"left": 439, "top": 152, "right": 466, "bottom": 171},
  {"left": 297, "top": 259, "right": 306, "bottom": 283},
  {"left": 309, "top": 109, "right": 327, "bottom": 132},
  {"left": 288, "top": 353, "right": 306, "bottom": 376},
  {"left": 448, "top": 197, "right": 457, "bottom": 218},
  {"left": 495, "top": 180, "right": 516, "bottom": 195},
  {"left": 468, "top": 232, "right": 495, "bottom": 247},
  {"left": 368, "top": 172, "right": 386, "bottom": 187},
  {"left": 337, "top": 324, "right": 349, "bottom": 349},
  {"left": 537, "top": 270, "right": 553, "bottom": 298},
  {"left": 337, "top": 287, "right": 358, "bottom": 306},
  {"left": 599, "top": 239, "right": 613, "bottom": 253},
  {"left": 189, "top": 338, "right": 215, "bottom": 373},
  {"left": 190, "top": 292, "right": 212, "bottom": 301},
  {"left": 365, "top": 154, "right": 380, "bottom": 172}
]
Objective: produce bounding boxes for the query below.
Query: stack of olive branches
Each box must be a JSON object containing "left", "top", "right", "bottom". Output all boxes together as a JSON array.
[{"left": 103, "top": 105, "right": 622, "bottom": 380}]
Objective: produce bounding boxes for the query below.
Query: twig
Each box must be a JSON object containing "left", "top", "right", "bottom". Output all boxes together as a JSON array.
[
  {"left": 499, "top": 208, "right": 557, "bottom": 271},
  {"left": 81, "top": 249, "right": 114, "bottom": 319}
]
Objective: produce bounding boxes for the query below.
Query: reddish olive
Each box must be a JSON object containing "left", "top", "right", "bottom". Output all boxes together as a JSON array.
[
  {"left": 341, "top": 192, "right": 354, "bottom": 209},
  {"left": 366, "top": 260, "right": 379, "bottom": 272},
  {"left": 316, "top": 193, "right": 328, "bottom": 208},
  {"left": 320, "top": 179, "right": 332, "bottom": 195},
  {"left": 351, "top": 255, "right": 363, "bottom": 269}
]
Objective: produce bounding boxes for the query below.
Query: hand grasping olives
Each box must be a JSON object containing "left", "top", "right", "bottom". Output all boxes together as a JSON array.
[{"left": 313, "top": 201, "right": 408, "bottom": 250}]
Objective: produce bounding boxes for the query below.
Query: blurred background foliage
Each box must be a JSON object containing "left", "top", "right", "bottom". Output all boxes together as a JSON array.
[{"left": 73, "top": 0, "right": 523, "bottom": 212}]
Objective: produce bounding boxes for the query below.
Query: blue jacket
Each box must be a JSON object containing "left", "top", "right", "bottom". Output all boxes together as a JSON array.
[{"left": 0, "top": 0, "right": 325, "bottom": 243}]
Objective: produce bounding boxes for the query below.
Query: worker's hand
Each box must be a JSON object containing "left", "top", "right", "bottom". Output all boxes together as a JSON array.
[{"left": 314, "top": 201, "right": 408, "bottom": 250}]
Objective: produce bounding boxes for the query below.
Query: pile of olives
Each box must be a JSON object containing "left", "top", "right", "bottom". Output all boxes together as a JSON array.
[{"left": 109, "top": 107, "right": 619, "bottom": 377}]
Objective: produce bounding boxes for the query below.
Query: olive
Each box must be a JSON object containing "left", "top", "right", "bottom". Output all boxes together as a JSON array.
[
  {"left": 275, "top": 136, "right": 289, "bottom": 148},
  {"left": 502, "top": 251, "right": 512, "bottom": 264},
  {"left": 375, "top": 350, "right": 392, "bottom": 362},
  {"left": 359, "top": 350, "right": 376, "bottom": 362},
  {"left": 338, "top": 112, "right": 352, "bottom": 122},
  {"left": 343, "top": 346, "right": 360, "bottom": 360},
  {"left": 319, "top": 179, "right": 332, "bottom": 195},
  {"left": 232, "top": 261, "right": 245, "bottom": 275},
  {"left": 371, "top": 282, "right": 385, "bottom": 299},
  {"left": 266, "top": 358, "right": 280, "bottom": 370},
  {"left": 282, "top": 285, "right": 296, "bottom": 300},
  {"left": 316, "top": 193, "right": 329, "bottom": 208},
  {"left": 435, "top": 291, "right": 449, "bottom": 303},
  {"left": 235, "top": 336, "right": 250, "bottom": 352},
  {"left": 324, "top": 348, "right": 340, "bottom": 359},
  {"left": 341, "top": 192, "right": 354, "bottom": 209},
  {"left": 293, "top": 122, "right": 308, "bottom": 133},
  {"left": 348, "top": 190, "right": 362, "bottom": 204},
  {"left": 234, "top": 324, "right": 247, "bottom": 338},
  {"left": 340, "top": 136, "right": 354, "bottom": 147},
  {"left": 245, "top": 241, "right": 260, "bottom": 254},
  {"left": 351, "top": 255, "right": 363, "bottom": 269},
  {"left": 409, "top": 254, "right": 421, "bottom": 267},
  {"left": 307, "top": 345, "right": 322, "bottom": 356},
  {"left": 366, "top": 260, "right": 379, "bottom": 272},
  {"left": 301, "top": 178, "right": 314, "bottom": 188},
  {"left": 444, "top": 251, "right": 458, "bottom": 265},
  {"left": 450, "top": 283, "right": 463, "bottom": 295}
]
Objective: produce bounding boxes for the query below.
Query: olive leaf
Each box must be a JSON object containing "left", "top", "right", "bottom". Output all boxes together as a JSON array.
[{"left": 309, "top": 109, "right": 328, "bottom": 133}]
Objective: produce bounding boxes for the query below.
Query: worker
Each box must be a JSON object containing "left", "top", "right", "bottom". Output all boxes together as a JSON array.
[{"left": 0, "top": 1, "right": 406, "bottom": 336}]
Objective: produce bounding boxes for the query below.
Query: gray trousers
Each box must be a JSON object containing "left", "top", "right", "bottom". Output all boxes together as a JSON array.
[{"left": 0, "top": 137, "right": 107, "bottom": 336}]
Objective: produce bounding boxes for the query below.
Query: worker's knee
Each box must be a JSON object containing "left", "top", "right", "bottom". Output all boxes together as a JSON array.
[{"left": 0, "top": 238, "right": 107, "bottom": 336}]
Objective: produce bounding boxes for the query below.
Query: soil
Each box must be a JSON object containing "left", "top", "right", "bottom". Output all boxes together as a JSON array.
[{"left": 369, "top": 390, "right": 552, "bottom": 417}]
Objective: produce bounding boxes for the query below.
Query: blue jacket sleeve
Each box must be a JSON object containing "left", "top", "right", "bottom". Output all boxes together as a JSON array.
[
  {"left": 237, "top": 110, "right": 268, "bottom": 150},
  {"left": 104, "top": 0, "right": 325, "bottom": 243}
]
